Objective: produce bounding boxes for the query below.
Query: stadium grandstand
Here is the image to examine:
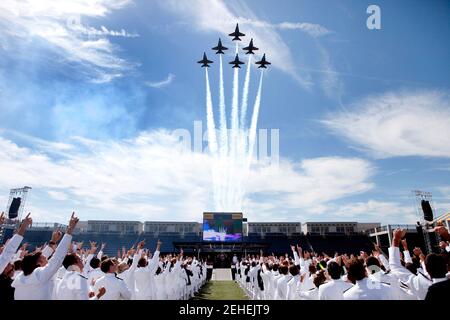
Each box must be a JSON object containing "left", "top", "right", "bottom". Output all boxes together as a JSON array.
[{"left": 2, "top": 217, "right": 446, "bottom": 260}]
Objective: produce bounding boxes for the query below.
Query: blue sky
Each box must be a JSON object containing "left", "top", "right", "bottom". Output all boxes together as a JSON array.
[{"left": 0, "top": 0, "right": 449, "bottom": 224}]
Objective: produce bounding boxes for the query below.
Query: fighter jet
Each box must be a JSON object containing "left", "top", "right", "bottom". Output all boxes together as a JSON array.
[
  {"left": 229, "top": 23, "right": 245, "bottom": 41},
  {"left": 212, "top": 38, "right": 228, "bottom": 54},
  {"left": 255, "top": 54, "right": 271, "bottom": 68},
  {"left": 197, "top": 52, "right": 213, "bottom": 67},
  {"left": 243, "top": 38, "right": 259, "bottom": 54},
  {"left": 229, "top": 54, "right": 245, "bottom": 68}
]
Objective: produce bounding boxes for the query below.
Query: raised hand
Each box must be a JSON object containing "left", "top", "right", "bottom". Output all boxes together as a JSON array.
[
  {"left": 66, "top": 212, "right": 79, "bottom": 235},
  {"left": 17, "top": 213, "right": 32, "bottom": 236},
  {"left": 413, "top": 247, "right": 423, "bottom": 257},
  {"left": 156, "top": 239, "right": 162, "bottom": 251},
  {"left": 51, "top": 228, "right": 63, "bottom": 244},
  {"left": 97, "top": 287, "right": 106, "bottom": 299},
  {"left": 100, "top": 243, "right": 106, "bottom": 251},
  {"left": 392, "top": 228, "right": 406, "bottom": 247},
  {"left": 0, "top": 212, "right": 5, "bottom": 225},
  {"left": 137, "top": 240, "right": 145, "bottom": 250}
]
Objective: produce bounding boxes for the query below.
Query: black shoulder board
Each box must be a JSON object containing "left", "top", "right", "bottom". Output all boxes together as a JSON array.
[
  {"left": 343, "top": 286, "right": 352, "bottom": 293},
  {"left": 400, "top": 281, "right": 410, "bottom": 289},
  {"left": 78, "top": 274, "right": 88, "bottom": 280},
  {"left": 309, "top": 287, "right": 315, "bottom": 291},
  {"left": 116, "top": 276, "right": 123, "bottom": 280},
  {"left": 418, "top": 271, "right": 432, "bottom": 282},
  {"left": 380, "top": 281, "right": 391, "bottom": 286}
]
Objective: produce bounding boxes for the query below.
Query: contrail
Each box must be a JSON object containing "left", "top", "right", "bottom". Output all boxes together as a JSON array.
[
  {"left": 247, "top": 70, "right": 264, "bottom": 167},
  {"left": 230, "top": 58, "right": 239, "bottom": 155},
  {"left": 205, "top": 68, "right": 218, "bottom": 155},
  {"left": 206, "top": 68, "right": 220, "bottom": 210},
  {"left": 240, "top": 55, "right": 252, "bottom": 129},
  {"left": 218, "top": 55, "right": 228, "bottom": 157}
]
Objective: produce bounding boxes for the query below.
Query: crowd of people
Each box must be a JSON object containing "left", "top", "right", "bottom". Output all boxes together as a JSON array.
[
  {"left": 0, "top": 212, "right": 207, "bottom": 300},
  {"left": 1, "top": 211, "right": 449, "bottom": 301},
  {"left": 234, "top": 226, "right": 450, "bottom": 301}
]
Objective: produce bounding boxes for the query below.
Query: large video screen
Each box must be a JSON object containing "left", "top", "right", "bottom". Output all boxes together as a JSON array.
[{"left": 202, "top": 212, "right": 243, "bottom": 242}]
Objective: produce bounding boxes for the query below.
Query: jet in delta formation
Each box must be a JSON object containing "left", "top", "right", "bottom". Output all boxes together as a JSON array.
[
  {"left": 212, "top": 38, "right": 228, "bottom": 54},
  {"left": 243, "top": 38, "right": 258, "bottom": 54},
  {"left": 197, "top": 52, "right": 213, "bottom": 67},
  {"left": 229, "top": 54, "right": 245, "bottom": 68},
  {"left": 255, "top": 54, "right": 271, "bottom": 68},
  {"left": 229, "top": 23, "right": 245, "bottom": 41}
]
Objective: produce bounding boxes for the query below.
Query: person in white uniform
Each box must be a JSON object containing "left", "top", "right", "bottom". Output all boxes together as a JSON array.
[
  {"left": 93, "top": 258, "right": 131, "bottom": 300},
  {"left": 318, "top": 261, "right": 352, "bottom": 300},
  {"left": 134, "top": 240, "right": 161, "bottom": 300},
  {"left": 0, "top": 212, "right": 32, "bottom": 275},
  {"left": 12, "top": 212, "right": 79, "bottom": 300},
  {"left": 343, "top": 257, "right": 395, "bottom": 300},
  {"left": 56, "top": 253, "right": 106, "bottom": 300}
]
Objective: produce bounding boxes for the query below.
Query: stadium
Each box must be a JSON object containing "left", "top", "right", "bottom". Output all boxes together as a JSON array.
[{"left": 2, "top": 198, "right": 448, "bottom": 267}]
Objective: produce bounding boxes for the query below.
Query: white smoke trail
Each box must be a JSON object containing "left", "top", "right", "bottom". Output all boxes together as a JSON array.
[
  {"left": 225, "top": 42, "right": 240, "bottom": 211},
  {"left": 218, "top": 55, "right": 228, "bottom": 157},
  {"left": 205, "top": 68, "right": 218, "bottom": 155},
  {"left": 206, "top": 68, "right": 220, "bottom": 210},
  {"left": 232, "top": 55, "right": 253, "bottom": 210},
  {"left": 247, "top": 70, "right": 264, "bottom": 167},
  {"left": 240, "top": 55, "right": 252, "bottom": 129}
]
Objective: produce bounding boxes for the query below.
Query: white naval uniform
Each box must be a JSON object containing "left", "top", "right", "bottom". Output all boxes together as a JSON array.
[
  {"left": 56, "top": 269, "right": 96, "bottom": 300},
  {"left": 0, "top": 234, "right": 23, "bottom": 274},
  {"left": 260, "top": 267, "right": 272, "bottom": 300},
  {"left": 343, "top": 277, "right": 395, "bottom": 300},
  {"left": 94, "top": 273, "right": 132, "bottom": 300},
  {"left": 388, "top": 246, "right": 433, "bottom": 300},
  {"left": 88, "top": 267, "right": 105, "bottom": 288},
  {"left": 12, "top": 233, "right": 73, "bottom": 300},
  {"left": 286, "top": 275, "right": 302, "bottom": 300},
  {"left": 275, "top": 274, "right": 292, "bottom": 300},
  {"left": 134, "top": 250, "right": 160, "bottom": 300},
  {"left": 117, "top": 251, "right": 141, "bottom": 299},
  {"left": 318, "top": 278, "right": 353, "bottom": 300},
  {"left": 299, "top": 287, "right": 319, "bottom": 300},
  {"left": 270, "top": 271, "right": 281, "bottom": 300},
  {"left": 154, "top": 262, "right": 169, "bottom": 300}
]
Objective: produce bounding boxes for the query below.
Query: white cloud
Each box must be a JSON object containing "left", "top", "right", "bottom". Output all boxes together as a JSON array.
[
  {"left": 324, "top": 200, "right": 418, "bottom": 224},
  {"left": 277, "top": 22, "right": 332, "bottom": 37},
  {"left": 236, "top": 19, "right": 332, "bottom": 38},
  {"left": 158, "top": 0, "right": 314, "bottom": 88},
  {"left": 321, "top": 90, "right": 450, "bottom": 158},
  {"left": 0, "top": 133, "right": 376, "bottom": 224},
  {"left": 145, "top": 73, "right": 175, "bottom": 89},
  {"left": 72, "top": 24, "right": 139, "bottom": 38},
  {"left": 0, "top": 0, "right": 136, "bottom": 82}
]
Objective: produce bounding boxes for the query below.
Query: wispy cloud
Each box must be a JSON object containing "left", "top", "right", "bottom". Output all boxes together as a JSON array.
[
  {"left": 145, "top": 73, "right": 175, "bottom": 89},
  {"left": 321, "top": 90, "right": 450, "bottom": 158},
  {"left": 71, "top": 24, "right": 139, "bottom": 38},
  {"left": 0, "top": 0, "right": 136, "bottom": 82},
  {"left": 236, "top": 18, "right": 333, "bottom": 38},
  {"left": 0, "top": 132, "right": 376, "bottom": 223}
]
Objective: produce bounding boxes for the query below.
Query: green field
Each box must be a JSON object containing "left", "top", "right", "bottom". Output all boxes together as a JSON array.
[{"left": 192, "top": 281, "right": 249, "bottom": 300}]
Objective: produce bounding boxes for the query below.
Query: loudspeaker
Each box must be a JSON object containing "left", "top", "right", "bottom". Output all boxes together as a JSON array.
[
  {"left": 8, "top": 197, "right": 22, "bottom": 219},
  {"left": 421, "top": 200, "right": 433, "bottom": 222}
]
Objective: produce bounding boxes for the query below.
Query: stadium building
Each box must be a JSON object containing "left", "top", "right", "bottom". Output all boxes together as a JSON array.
[{"left": 1, "top": 210, "right": 447, "bottom": 267}]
